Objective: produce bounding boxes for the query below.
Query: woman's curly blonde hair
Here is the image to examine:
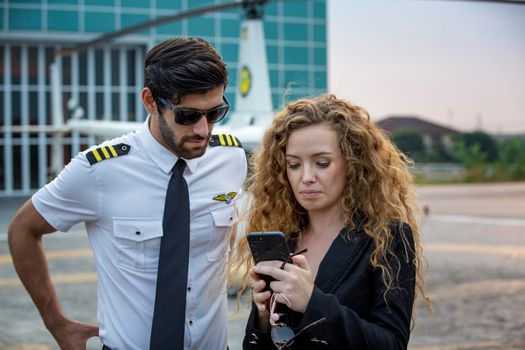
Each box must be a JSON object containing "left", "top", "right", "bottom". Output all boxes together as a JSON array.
[{"left": 229, "top": 94, "right": 428, "bottom": 314}]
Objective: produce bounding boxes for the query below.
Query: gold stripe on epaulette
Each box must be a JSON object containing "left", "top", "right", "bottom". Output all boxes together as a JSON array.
[
  {"left": 100, "top": 146, "right": 110, "bottom": 159},
  {"left": 209, "top": 134, "right": 243, "bottom": 148},
  {"left": 92, "top": 149, "right": 102, "bottom": 162},
  {"left": 86, "top": 143, "right": 131, "bottom": 165},
  {"left": 108, "top": 145, "right": 118, "bottom": 157}
]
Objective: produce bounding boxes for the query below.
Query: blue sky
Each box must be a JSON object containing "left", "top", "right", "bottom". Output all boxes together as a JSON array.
[{"left": 327, "top": 0, "right": 525, "bottom": 134}]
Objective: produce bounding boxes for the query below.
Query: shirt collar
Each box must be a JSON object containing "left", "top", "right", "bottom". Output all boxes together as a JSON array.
[{"left": 138, "top": 116, "right": 201, "bottom": 175}]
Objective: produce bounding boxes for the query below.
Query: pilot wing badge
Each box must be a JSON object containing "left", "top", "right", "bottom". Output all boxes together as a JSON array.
[
  {"left": 209, "top": 134, "right": 243, "bottom": 148},
  {"left": 213, "top": 192, "right": 237, "bottom": 204},
  {"left": 86, "top": 143, "right": 130, "bottom": 165}
]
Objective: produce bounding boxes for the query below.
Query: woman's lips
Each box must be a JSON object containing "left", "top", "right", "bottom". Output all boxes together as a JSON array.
[{"left": 300, "top": 190, "right": 321, "bottom": 198}]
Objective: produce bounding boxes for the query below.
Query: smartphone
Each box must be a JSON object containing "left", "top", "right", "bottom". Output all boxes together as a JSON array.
[
  {"left": 247, "top": 231, "right": 291, "bottom": 288},
  {"left": 247, "top": 231, "right": 291, "bottom": 264}
]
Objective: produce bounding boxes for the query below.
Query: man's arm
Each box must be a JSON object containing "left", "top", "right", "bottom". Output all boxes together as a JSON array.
[{"left": 8, "top": 199, "right": 98, "bottom": 349}]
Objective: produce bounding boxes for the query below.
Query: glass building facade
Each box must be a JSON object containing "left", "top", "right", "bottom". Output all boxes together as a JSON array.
[{"left": 0, "top": 0, "right": 327, "bottom": 195}]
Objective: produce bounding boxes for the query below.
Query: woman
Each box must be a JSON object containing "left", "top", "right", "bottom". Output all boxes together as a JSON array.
[{"left": 231, "top": 94, "right": 428, "bottom": 349}]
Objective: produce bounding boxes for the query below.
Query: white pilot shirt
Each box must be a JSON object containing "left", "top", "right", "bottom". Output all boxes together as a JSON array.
[{"left": 32, "top": 120, "right": 247, "bottom": 350}]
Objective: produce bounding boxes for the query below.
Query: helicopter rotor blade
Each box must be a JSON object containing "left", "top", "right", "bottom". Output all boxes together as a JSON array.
[{"left": 58, "top": 0, "right": 270, "bottom": 57}]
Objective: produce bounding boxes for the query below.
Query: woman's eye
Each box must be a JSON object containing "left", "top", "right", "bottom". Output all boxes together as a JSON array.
[
  {"left": 317, "top": 162, "right": 330, "bottom": 168},
  {"left": 287, "top": 163, "right": 300, "bottom": 169}
]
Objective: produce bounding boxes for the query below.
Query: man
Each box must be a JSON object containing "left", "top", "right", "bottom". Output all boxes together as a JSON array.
[{"left": 8, "top": 37, "right": 247, "bottom": 350}]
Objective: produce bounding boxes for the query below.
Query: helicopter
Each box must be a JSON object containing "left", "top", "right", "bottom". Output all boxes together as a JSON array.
[{"left": 2, "top": 0, "right": 284, "bottom": 176}]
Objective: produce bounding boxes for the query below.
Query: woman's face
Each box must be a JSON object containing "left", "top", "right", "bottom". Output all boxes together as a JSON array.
[{"left": 285, "top": 122, "right": 346, "bottom": 215}]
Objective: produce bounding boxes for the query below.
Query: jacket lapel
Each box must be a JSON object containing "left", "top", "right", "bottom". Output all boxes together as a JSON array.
[{"left": 314, "top": 227, "right": 372, "bottom": 293}]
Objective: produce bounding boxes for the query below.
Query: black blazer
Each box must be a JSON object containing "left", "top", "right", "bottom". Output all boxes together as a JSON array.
[{"left": 243, "top": 223, "right": 416, "bottom": 350}]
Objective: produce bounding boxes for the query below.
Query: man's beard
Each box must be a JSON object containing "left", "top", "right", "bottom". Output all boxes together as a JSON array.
[{"left": 158, "top": 113, "right": 211, "bottom": 159}]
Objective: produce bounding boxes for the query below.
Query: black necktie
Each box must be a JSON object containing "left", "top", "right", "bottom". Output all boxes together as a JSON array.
[{"left": 150, "top": 158, "right": 190, "bottom": 349}]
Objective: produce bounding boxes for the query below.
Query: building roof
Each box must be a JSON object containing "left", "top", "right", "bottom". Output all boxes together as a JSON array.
[{"left": 376, "top": 116, "right": 459, "bottom": 137}]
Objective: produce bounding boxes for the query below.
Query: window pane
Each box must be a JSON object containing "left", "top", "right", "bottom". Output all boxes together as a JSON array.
[
  {"left": 221, "top": 43, "right": 238, "bottom": 63},
  {"left": 48, "top": 10, "right": 79, "bottom": 31},
  {"left": 96, "top": 92, "right": 104, "bottom": 118},
  {"left": 62, "top": 55, "right": 72, "bottom": 86},
  {"left": 283, "top": 1, "right": 308, "bottom": 17},
  {"left": 112, "top": 92, "right": 119, "bottom": 121},
  {"left": 127, "top": 92, "right": 136, "bottom": 121},
  {"left": 126, "top": 50, "right": 136, "bottom": 86},
  {"left": 12, "top": 91, "right": 21, "bottom": 125},
  {"left": 9, "top": 9, "right": 41, "bottom": 31},
  {"left": 13, "top": 144, "right": 21, "bottom": 190},
  {"left": 284, "top": 23, "right": 308, "bottom": 41},
  {"left": 122, "top": 0, "right": 149, "bottom": 8},
  {"left": 284, "top": 47, "right": 308, "bottom": 65},
  {"left": 0, "top": 91, "right": 4, "bottom": 127},
  {"left": 284, "top": 70, "right": 309, "bottom": 87},
  {"left": 45, "top": 47, "right": 54, "bottom": 86},
  {"left": 0, "top": 145, "right": 4, "bottom": 190},
  {"left": 0, "top": 47, "right": 4, "bottom": 83},
  {"left": 28, "top": 46, "right": 38, "bottom": 85},
  {"left": 95, "top": 49, "right": 104, "bottom": 86},
  {"left": 79, "top": 52, "right": 88, "bottom": 85},
  {"left": 30, "top": 144, "right": 39, "bottom": 188},
  {"left": 314, "top": 48, "right": 326, "bottom": 66},
  {"left": 80, "top": 92, "right": 88, "bottom": 119},
  {"left": 314, "top": 24, "right": 326, "bottom": 42},
  {"left": 121, "top": 14, "right": 149, "bottom": 35},
  {"left": 11, "top": 46, "right": 21, "bottom": 85},
  {"left": 111, "top": 49, "right": 119, "bottom": 86},
  {"left": 85, "top": 0, "right": 115, "bottom": 5},
  {"left": 85, "top": 12, "right": 115, "bottom": 33},
  {"left": 315, "top": 71, "right": 327, "bottom": 90},
  {"left": 46, "top": 91, "right": 52, "bottom": 125},
  {"left": 266, "top": 45, "right": 278, "bottom": 64},
  {"left": 29, "top": 91, "right": 38, "bottom": 125},
  {"left": 187, "top": 17, "right": 214, "bottom": 37},
  {"left": 156, "top": 0, "right": 181, "bottom": 10}
]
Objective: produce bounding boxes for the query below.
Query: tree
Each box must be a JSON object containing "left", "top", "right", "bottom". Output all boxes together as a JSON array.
[
  {"left": 456, "top": 131, "right": 499, "bottom": 162},
  {"left": 499, "top": 136, "right": 525, "bottom": 179},
  {"left": 391, "top": 129, "right": 425, "bottom": 161}
]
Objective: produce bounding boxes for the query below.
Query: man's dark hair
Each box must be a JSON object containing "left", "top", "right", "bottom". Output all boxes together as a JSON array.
[{"left": 144, "top": 36, "right": 228, "bottom": 106}]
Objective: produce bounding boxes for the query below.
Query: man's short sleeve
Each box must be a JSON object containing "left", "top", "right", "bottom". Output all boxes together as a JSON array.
[{"left": 32, "top": 153, "right": 98, "bottom": 232}]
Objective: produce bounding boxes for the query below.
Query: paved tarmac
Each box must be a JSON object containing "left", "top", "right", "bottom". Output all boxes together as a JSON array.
[{"left": 1, "top": 182, "right": 524, "bottom": 350}]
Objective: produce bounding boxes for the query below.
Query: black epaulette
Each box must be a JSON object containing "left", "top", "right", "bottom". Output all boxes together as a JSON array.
[
  {"left": 209, "top": 134, "right": 243, "bottom": 148},
  {"left": 85, "top": 143, "right": 131, "bottom": 165}
]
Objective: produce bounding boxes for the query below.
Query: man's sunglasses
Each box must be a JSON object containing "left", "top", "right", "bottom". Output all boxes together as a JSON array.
[{"left": 158, "top": 96, "right": 230, "bottom": 125}]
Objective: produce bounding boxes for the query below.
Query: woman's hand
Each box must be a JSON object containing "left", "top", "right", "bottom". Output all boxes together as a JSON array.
[
  {"left": 253, "top": 254, "right": 314, "bottom": 313},
  {"left": 249, "top": 266, "right": 272, "bottom": 331}
]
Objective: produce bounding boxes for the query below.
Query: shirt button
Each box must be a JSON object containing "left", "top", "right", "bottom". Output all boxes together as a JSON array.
[
  {"left": 135, "top": 229, "right": 141, "bottom": 235},
  {"left": 187, "top": 286, "right": 191, "bottom": 292},
  {"left": 189, "top": 320, "right": 193, "bottom": 326}
]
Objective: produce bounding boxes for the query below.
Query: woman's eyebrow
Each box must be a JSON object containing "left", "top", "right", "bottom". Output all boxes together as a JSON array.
[{"left": 286, "top": 151, "right": 332, "bottom": 158}]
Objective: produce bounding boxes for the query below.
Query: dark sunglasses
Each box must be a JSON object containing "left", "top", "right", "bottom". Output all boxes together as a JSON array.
[
  {"left": 270, "top": 299, "right": 326, "bottom": 350},
  {"left": 158, "top": 96, "right": 230, "bottom": 125},
  {"left": 269, "top": 248, "right": 325, "bottom": 349}
]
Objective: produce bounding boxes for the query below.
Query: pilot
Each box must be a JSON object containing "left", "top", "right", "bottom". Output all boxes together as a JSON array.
[{"left": 8, "top": 37, "right": 247, "bottom": 350}]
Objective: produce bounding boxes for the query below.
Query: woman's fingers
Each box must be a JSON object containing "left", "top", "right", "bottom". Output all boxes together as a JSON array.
[
  {"left": 253, "top": 289, "right": 271, "bottom": 303},
  {"left": 291, "top": 254, "right": 310, "bottom": 270},
  {"left": 253, "top": 264, "right": 287, "bottom": 281},
  {"left": 252, "top": 279, "right": 267, "bottom": 293},
  {"left": 248, "top": 266, "right": 262, "bottom": 280}
]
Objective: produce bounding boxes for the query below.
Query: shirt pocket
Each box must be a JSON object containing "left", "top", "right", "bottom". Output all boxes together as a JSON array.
[
  {"left": 206, "top": 206, "right": 236, "bottom": 262},
  {"left": 113, "top": 218, "right": 163, "bottom": 271}
]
